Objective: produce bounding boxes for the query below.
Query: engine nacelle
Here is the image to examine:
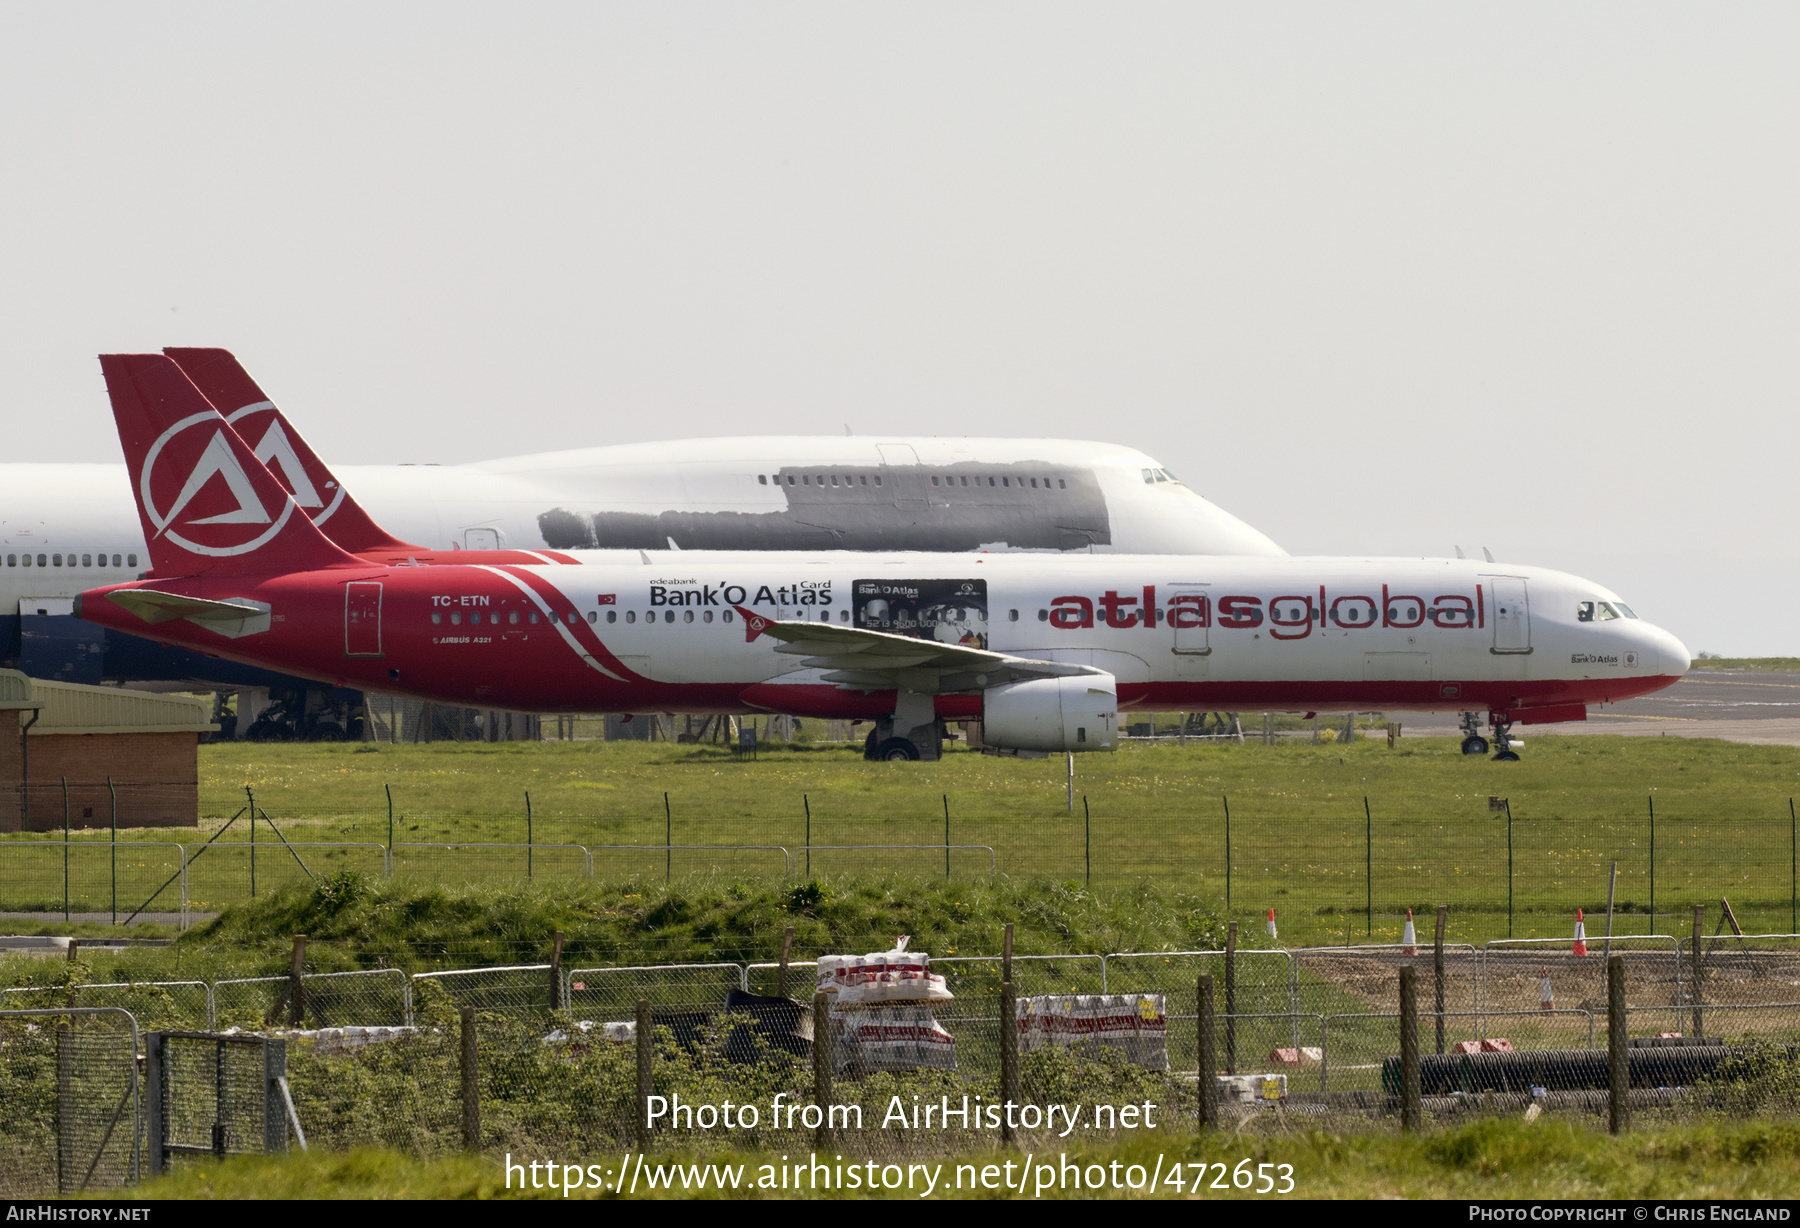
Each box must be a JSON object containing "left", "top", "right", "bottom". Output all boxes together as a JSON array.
[{"left": 981, "top": 674, "right": 1118, "bottom": 753}]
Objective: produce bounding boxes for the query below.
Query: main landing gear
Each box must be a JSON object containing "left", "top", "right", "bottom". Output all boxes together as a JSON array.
[
  {"left": 1490, "top": 717, "right": 1520, "bottom": 762},
  {"left": 1458, "top": 713, "right": 1489, "bottom": 757},
  {"left": 1459, "top": 711, "right": 1521, "bottom": 760}
]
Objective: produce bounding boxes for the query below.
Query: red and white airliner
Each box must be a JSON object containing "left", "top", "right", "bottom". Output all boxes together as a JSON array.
[{"left": 76, "top": 355, "right": 1690, "bottom": 762}]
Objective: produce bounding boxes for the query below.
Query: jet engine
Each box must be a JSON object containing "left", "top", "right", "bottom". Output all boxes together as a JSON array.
[{"left": 981, "top": 674, "right": 1118, "bottom": 753}]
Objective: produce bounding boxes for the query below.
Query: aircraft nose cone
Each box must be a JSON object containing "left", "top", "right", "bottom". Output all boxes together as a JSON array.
[{"left": 1646, "top": 625, "right": 1691, "bottom": 677}]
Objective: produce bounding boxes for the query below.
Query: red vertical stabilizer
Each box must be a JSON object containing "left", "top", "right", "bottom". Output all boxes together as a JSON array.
[
  {"left": 163, "top": 347, "right": 422, "bottom": 554},
  {"left": 100, "top": 354, "right": 365, "bottom": 578}
]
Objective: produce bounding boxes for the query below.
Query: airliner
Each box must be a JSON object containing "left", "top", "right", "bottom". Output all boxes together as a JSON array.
[
  {"left": 76, "top": 354, "right": 1690, "bottom": 761},
  {"left": 2, "top": 349, "right": 1284, "bottom": 727}
]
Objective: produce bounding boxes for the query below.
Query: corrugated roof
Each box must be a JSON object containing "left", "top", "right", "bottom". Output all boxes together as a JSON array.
[
  {"left": 0, "top": 670, "right": 218, "bottom": 736},
  {"left": 0, "top": 671, "right": 38, "bottom": 711}
]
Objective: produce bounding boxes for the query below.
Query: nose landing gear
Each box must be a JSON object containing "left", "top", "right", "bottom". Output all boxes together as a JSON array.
[{"left": 1458, "top": 713, "right": 1489, "bottom": 756}]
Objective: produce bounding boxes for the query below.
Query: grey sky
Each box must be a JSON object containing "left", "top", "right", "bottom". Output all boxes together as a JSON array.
[{"left": 2, "top": 5, "right": 1793, "bottom": 654}]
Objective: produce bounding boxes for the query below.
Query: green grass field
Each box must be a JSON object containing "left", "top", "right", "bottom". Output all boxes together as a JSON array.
[
  {"left": 110, "top": 1119, "right": 1800, "bottom": 1200},
  {"left": 6, "top": 731, "right": 1799, "bottom": 947}
]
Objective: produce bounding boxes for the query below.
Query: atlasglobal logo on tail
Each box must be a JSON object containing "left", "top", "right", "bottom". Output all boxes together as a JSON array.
[
  {"left": 140, "top": 411, "right": 297, "bottom": 557},
  {"left": 224, "top": 401, "right": 349, "bottom": 527}
]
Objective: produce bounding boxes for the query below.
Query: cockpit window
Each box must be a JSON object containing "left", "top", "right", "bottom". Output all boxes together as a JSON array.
[
  {"left": 1160, "top": 469, "right": 1179, "bottom": 483},
  {"left": 1615, "top": 603, "right": 1637, "bottom": 619},
  {"left": 1579, "top": 600, "right": 1621, "bottom": 622},
  {"left": 1577, "top": 602, "right": 1594, "bottom": 622},
  {"left": 1596, "top": 602, "right": 1621, "bottom": 621},
  {"left": 1142, "top": 469, "right": 1156, "bottom": 484}
]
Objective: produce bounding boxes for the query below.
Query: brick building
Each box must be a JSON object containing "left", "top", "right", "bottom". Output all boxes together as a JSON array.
[{"left": 0, "top": 670, "right": 217, "bottom": 832}]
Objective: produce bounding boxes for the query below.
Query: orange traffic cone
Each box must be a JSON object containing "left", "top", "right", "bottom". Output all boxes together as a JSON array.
[
  {"left": 1572, "top": 908, "right": 1588, "bottom": 957},
  {"left": 1401, "top": 909, "right": 1418, "bottom": 956},
  {"left": 1266, "top": 908, "right": 1278, "bottom": 941},
  {"left": 1539, "top": 965, "right": 1555, "bottom": 1011}
]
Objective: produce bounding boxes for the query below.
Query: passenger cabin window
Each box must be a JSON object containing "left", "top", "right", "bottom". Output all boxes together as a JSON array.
[
  {"left": 1037, "top": 609, "right": 1049, "bottom": 621},
  {"left": 431, "top": 612, "right": 441, "bottom": 624},
  {"left": 1008, "top": 609, "right": 1019, "bottom": 622},
  {"left": 607, "top": 610, "right": 617, "bottom": 623},
  {"left": 586, "top": 611, "right": 596, "bottom": 623},
  {"left": 128, "top": 554, "right": 137, "bottom": 567},
  {"left": 759, "top": 475, "right": 768, "bottom": 484},
  {"left": 626, "top": 611, "right": 636, "bottom": 623}
]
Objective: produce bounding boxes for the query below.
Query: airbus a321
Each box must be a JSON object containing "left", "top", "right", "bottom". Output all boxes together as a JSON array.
[{"left": 77, "top": 355, "right": 1690, "bottom": 761}]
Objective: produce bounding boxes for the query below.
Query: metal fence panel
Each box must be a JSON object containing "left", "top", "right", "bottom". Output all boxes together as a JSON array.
[
  {"left": 565, "top": 963, "right": 746, "bottom": 1021},
  {"left": 1294, "top": 944, "right": 1480, "bottom": 1020},
  {"left": 0, "top": 842, "right": 187, "bottom": 925},
  {"left": 0, "top": 1007, "right": 140, "bottom": 1197},
  {"left": 148, "top": 1031, "right": 284, "bottom": 1170},
  {"left": 412, "top": 965, "right": 557, "bottom": 1017},
  {"left": 1483, "top": 936, "right": 1682, "bottom": 1015},
  {"left": 213, "top": 970, "right": 414, "bottom": 1030},
  {"left": 392, "top": 843, "right": 594, "bottom": 883},
  {"left": 70, "top": 982, "right": 211, "bottom": 1032},
  {"left": 1679, "top": 934, "right": 1800, "bottom": 1010}
]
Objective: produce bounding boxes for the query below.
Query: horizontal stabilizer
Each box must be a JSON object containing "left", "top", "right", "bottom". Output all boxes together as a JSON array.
[{"left": 105, "top": 589, "right": 271, "bottom": 638}]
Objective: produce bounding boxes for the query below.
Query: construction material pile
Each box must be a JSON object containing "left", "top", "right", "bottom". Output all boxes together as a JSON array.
[
  {"left": 817, "top": 937, "right": 957, "bottom": 1073},
  {"left": 1017, "top": 994, "right": 1169, "bottom": 1071}
]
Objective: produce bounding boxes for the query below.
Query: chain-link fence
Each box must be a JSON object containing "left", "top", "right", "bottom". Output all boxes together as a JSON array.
[
  {"left": 21, "top": 944, "right": 1800, "bottom": 1189},
  {"left": 212, "top": 969, "right": 414, "bottom": 1030},
  {"left": 7, "top": 786, "right": 1800, "bottom": 936},
  {"left": 1483, "top": 936, "right": 1683, "bottom": 1018},
  {"left": 0, "top": 841, "right": 189, "bottom": 924},
  {"left": 0, "top": 1007, "right": 140, "bottom": 1196},
  {"left": 146, "top": 1030, "right": 292, "bottom": 1172},
  {"left": 413, "top": 965, "right": 560, "bottom": 1017}
]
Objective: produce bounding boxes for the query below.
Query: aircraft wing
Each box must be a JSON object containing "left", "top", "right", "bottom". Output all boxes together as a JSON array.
[{"left": 738, "top": 606, "right": 1099, "bottom": 692}]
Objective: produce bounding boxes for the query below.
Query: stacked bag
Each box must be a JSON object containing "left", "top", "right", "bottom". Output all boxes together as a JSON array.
[
  {"left": 817, "top": 937, "right": 957, "bottom": 1073},
  {"left": 1016, "top": 993, "right": 1169, "bottom": 1071},
  {"left": 815, "top": 937, "right": 952, "bottom": 1003}
]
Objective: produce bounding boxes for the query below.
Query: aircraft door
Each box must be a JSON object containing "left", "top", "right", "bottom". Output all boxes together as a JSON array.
[
  {"left": 1169, "top": 586, "right": 1210, "bottom": 677},
  {"left": 344, "top": 582, "right": 383, "bottom": 657},
  {"left": 1486, "top": 577, "right": 1531, "bottom": 654}
]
